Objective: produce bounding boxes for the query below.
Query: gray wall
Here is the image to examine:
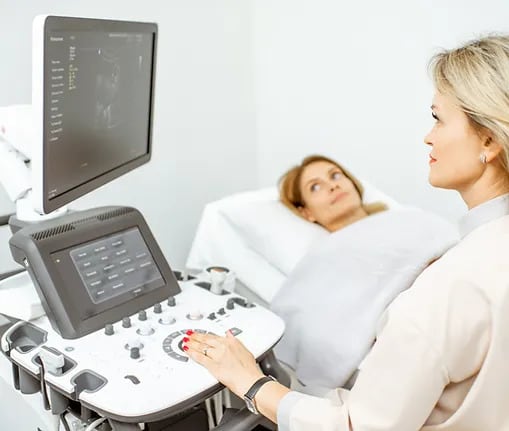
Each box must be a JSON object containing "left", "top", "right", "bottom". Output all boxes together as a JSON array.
[{"left": 0, "top": 1, "right": 257, "bottom": 273}]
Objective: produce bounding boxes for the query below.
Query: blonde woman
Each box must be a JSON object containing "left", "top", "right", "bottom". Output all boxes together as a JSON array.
[
  {"left": 183, "top": 35, "right": 509, "bottom": 430},
  {"left": 279, "top": 154, "right": 386, "bottom": 232}
]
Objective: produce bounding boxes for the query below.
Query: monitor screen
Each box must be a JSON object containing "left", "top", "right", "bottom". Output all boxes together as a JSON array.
[{"left": 32, "top": 16, "right": 157, "bottom": 214}]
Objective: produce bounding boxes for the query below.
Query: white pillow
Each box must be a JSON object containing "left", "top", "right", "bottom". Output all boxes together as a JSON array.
[
  {"left": 219, "top": 182, "right": 402, "bottom": 275},
  {"left": 185, "top": 195, "right": 287, "bottom": 302}
]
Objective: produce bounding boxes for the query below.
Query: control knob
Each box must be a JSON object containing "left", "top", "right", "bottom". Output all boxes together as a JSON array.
[
  {"left": 137, "top": 322, "right": 155, "bottom": 336},
  {"left": 104, "top": 324, "right": 114, "bottom": 336},
  {"left": 130, "top": 347, "right": 140, "bottom": 359},
  {"left": 159, "top": 315, "right": 176, "bottom": 325},
  {"left": 126, "top": 337, "right": 143, "bottom": 350},
  {"left": 187, "top": 310, "right": 204, "bottom": 321}
]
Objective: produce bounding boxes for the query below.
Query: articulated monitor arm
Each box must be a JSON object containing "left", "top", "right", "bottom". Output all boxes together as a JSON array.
[
  {"left": 0, "top": 105, "right": 66, "bottom": 222},
  {"left": 0, "top": 104, "right": 34, "bottom": 222},
  {"left": 0, "top": 104, "right": 33, "bottom": 203},
  {"left": 0, "top": 137, "right": 31, "bottom": 204},
  {"left": 0, "top": 138, "right": 65, "bottom": 223}
]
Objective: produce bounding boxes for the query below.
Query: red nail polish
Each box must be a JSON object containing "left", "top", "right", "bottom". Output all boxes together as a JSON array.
[
  {"left": 183, "top": 337, "right": 189, "bottom": 342},
  {"left": 183, "top": 345, "right": 189, "bottom": 351},
  {"left": 186, "top": 330, "right": 194, "bottom": 336}
]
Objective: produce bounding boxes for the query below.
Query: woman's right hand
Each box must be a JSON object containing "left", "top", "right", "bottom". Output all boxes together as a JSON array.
[{"left": 183, "top": 330, "right": 265, "bottom": 398}]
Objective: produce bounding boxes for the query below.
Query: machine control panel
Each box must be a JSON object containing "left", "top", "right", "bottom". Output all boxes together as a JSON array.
[
  {"left": 1, "top": 277, "right": 285, "bottom": 423},
  {"left": 8, "top": 206, "right": 181, "bottom": 340}
]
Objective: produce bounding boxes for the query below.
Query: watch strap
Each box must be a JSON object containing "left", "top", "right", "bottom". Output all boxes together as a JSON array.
[{"left": 244, "top": 375, "right": 276, "bottom": 402}]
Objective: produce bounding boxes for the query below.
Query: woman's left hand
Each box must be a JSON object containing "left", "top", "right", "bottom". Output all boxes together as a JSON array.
[{"left": 183, "top": 330, "right": 265, "bottom": 398}]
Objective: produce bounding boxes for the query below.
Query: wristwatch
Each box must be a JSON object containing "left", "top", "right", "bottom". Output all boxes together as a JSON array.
[{"left": 243, "top": 375, "right": 276, "bottom": 414}]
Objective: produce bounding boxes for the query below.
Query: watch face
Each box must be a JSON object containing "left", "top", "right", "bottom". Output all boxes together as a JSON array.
[{"left": 243, "top": 396, "right": 258, "bottom": 415}]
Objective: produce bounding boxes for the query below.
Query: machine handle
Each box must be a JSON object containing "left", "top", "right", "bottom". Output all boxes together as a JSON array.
[
  {"left": 259, "top": 350, "right": 291, "bottom": 387},
  {"left": 211, "top": 407, "right": 263, "bottom": 431},
  {"left": 0, "top": 213, "right": 14, "bottom": 226},
  {"left": 212, "top": 350, "right": 289, "bottom": 430}
]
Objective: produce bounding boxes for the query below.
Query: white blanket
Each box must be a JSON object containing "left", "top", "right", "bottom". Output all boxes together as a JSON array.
[{"left": 271, "top": 208, "right": 459, "bottom": 390}]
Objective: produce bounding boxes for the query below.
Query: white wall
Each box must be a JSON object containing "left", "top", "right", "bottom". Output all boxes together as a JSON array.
[
  {"left": 0, "top": 0, "right": 257, "bottom": 273},
  {"left": 252, "top": 0, "right": 509, "bottom": 221}
]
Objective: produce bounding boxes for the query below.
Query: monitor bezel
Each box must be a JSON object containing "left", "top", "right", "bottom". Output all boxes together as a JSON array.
[{"left": 31, "top": 15, "right": 158, "bottom": 214}]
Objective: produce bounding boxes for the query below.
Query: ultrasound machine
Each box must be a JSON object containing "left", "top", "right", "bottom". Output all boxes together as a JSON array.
[{"left": 0, "top": 15, "right": 287, "bottom": 431}]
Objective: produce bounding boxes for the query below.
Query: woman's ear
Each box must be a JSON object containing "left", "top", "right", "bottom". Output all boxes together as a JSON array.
[
  {"left": 298, "top": 206, "right": 316, "bottom": 222},
  {"left": 483, "top": 134, "right": 504, "bottom": 163}
]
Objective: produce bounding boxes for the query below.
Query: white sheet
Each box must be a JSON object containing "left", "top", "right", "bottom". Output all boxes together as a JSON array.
[{"left": 271, "top": 207, "right": 459, "bottom": 390}]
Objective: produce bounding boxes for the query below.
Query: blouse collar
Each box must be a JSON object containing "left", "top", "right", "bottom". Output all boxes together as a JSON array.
[{"left": 459, "top": 193, "right": 509, "bottom": 238}]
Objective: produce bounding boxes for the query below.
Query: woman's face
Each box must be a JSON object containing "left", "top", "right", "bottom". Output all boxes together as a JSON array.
[
  {"left": 424, "top": 92, "right": 487, "bottom": 192},
  {"left": 298, "top": 160, "right": 362, "bottom": 228}
]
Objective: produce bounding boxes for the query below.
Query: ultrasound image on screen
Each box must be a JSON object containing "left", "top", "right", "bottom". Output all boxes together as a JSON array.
[
  {"left": 94, "top": 49, "right": 122, "bottom": 130},
  {"left": 44, "top": 31, "right": 154, "bottom": 200}
]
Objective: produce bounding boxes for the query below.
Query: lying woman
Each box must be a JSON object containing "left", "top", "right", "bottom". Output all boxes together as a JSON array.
[
  {"left": 270, "top": 154, "right": 458, "bottom": 391},
  {"left": 279, "top": 154, "right": 388, "bottom": 231}
]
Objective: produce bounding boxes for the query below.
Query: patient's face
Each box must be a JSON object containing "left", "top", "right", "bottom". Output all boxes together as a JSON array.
[
  {"left": 299, "top": 161, "right": 362, "bottom": 230},
  {"left": 425, "top": 92, "right": 487, "bottom": 192}
]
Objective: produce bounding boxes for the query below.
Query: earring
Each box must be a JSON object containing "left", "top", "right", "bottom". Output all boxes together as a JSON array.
[{"left": 480, "top": 153, "right": 488, "bottom": 164}]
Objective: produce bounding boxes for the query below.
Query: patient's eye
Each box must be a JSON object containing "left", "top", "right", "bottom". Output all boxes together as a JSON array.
[
  {"left": 310, "top": 183, "right": 321, "bottom": 192},
  {"left": 331, "top": 171, "right": 343, "bottom": 181}
]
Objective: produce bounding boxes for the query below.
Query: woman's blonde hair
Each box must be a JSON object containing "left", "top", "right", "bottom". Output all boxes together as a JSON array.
[
  {"left": 279, "top": 154, "right": 387, "bottom": 218},
  {"left": 429, "top": 34, "right": 509, "bottom": 172}
]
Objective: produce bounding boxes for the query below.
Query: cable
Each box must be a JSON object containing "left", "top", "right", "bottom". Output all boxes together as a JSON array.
[
  {"left": 205, "top": 398, "right": 216, "bottom": 429},
  {"left": 224, "top": 388, "right": 232, "bottom": 408},
  {"left": 84, "top": 417, "right": 107, "bottom": 431},
  {"left": 39, "top": 360, "right": 51, "bottom": 410},
  {"left": 213, "top": 391, "right": 223, "bottom": 424},
  {"left": 59, "top": 413, "right": 71, "bottom": 431}
]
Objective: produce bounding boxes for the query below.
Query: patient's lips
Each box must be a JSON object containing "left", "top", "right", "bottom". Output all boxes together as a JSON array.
[
  {"left": 331, "top": 191, "right": 348, "bottom": 204},
  {"left": 429, "top": 154, "right": 437, "bottom": 164}
]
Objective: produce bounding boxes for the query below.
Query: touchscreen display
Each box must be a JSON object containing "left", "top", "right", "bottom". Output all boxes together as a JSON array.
[{"left": 66, "top": 227, "right": 163, "bottom": 304}]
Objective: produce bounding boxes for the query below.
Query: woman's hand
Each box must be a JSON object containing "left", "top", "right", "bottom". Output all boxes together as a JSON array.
[{"left": 183, "top": 330, "right": 265, "bottom": 398}]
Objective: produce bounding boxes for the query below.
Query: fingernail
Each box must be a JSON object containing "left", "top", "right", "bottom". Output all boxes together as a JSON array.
[
  {"left": 186, "top": 330, "right": 194, "bottom": 336},
  {"left": 183, "top": 337, "right": 189, "bottom": 342},
  {"left": 183, "top": 345, "right": 189, "bottom": 351}
]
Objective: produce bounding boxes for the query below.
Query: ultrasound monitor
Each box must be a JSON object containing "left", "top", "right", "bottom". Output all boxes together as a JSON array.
[
  {"left": 31, "top": 15, "right": 157, "bottom": 214},
  {"left": 3, "top": 16, "right": 175, "bottom": 339}
]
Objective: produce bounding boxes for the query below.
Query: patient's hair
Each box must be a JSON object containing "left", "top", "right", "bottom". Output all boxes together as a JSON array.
[
  {"left": 429, "top": 34, "right": 509, "bottom": 173},
  {"left": 279, "top": 154, "right": 387, "bottom": 218}
]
